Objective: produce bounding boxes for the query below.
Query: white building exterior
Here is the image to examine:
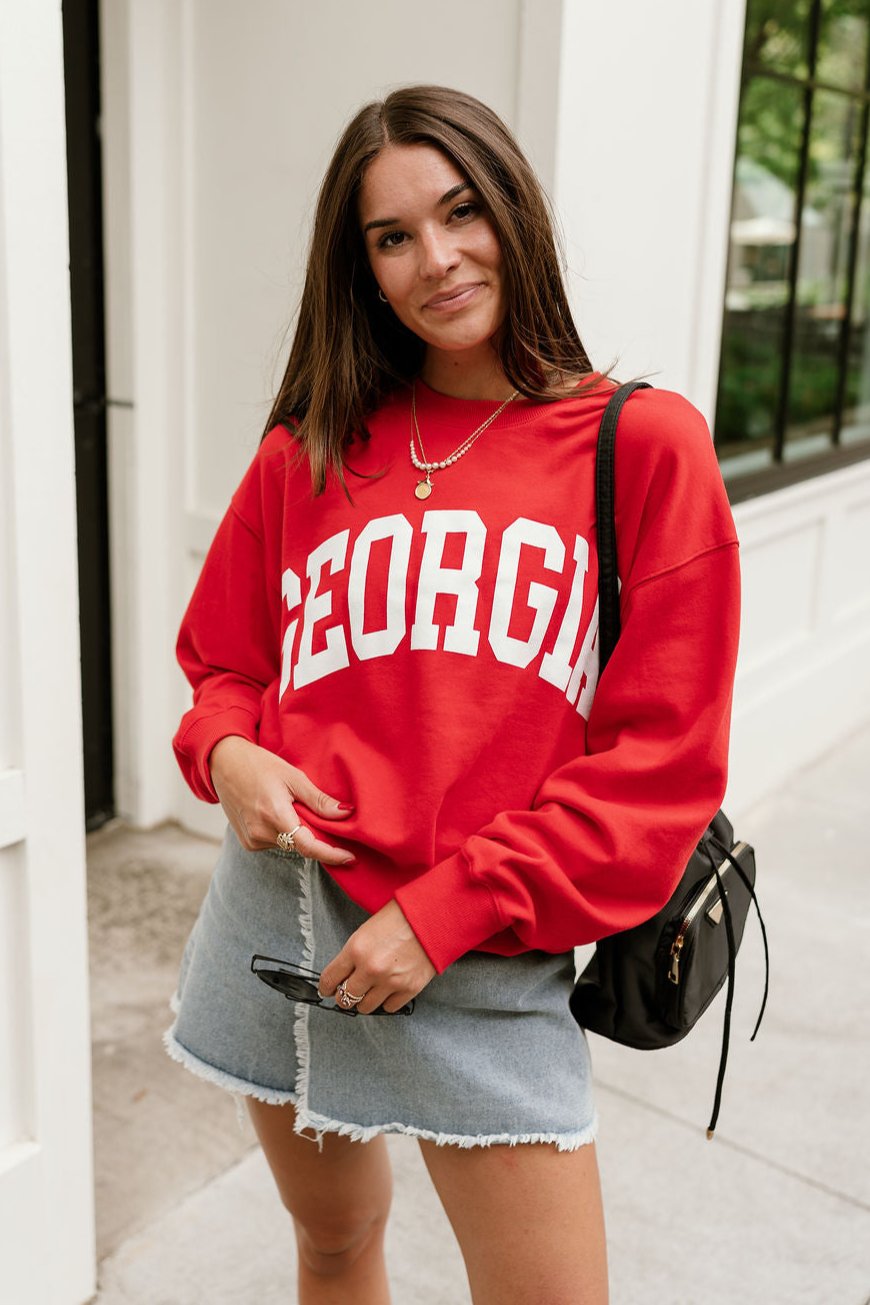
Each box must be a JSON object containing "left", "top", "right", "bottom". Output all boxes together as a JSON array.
[{"left": 2, "top": 1, "right": 869, "bottom": 1298}]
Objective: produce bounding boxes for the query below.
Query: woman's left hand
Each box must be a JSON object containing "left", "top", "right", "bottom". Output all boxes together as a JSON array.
[{"left": 318, "top": 900, "right": 437, "bottom": 1014}]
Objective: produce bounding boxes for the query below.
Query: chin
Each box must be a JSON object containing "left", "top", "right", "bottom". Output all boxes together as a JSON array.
[{"left": 429, "top": 319, "right": 502, "bottom": 354}]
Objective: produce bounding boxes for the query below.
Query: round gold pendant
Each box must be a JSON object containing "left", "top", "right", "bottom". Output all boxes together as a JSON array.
[{"left": 414, "top": 480, "right": 433, "bottom": 499}]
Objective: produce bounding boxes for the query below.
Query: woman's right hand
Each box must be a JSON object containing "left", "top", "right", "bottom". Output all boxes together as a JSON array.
[{"left": 208, "top": 735, "right": 356, "bottom": 866}]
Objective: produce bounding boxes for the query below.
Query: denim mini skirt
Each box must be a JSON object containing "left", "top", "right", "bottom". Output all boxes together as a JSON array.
[{"left": 164, "top": 824, "right": 597, "bottom": 1151}]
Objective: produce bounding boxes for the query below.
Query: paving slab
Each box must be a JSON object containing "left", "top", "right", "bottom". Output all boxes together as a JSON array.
[{"left": 596, "top": 1084, "right": 870, "bottom": 1305}]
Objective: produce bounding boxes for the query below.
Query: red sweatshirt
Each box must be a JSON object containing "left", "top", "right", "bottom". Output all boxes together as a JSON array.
[{"left": 173, "top": 378, "right": 740, "bottom": 973}]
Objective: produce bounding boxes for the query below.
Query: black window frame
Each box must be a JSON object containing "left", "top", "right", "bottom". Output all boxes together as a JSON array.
[{"left": 718, "top": 1, "right": 870, "bottom": 505}]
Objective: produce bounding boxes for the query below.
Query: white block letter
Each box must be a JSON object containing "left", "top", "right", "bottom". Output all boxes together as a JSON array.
[
  {"left": 566, "top": 598, "right": 600, "bottom": 719},
  {"left": 348, "top": 515, "right": 413, "bottom": 660},
  {"left": 539, "top": 535, "right": 590, "bottom": 689},
  {"left": 294, "top": 530, "right": 350, "bottom": 688},
  {"left": 279, "top": 566, "right": 302, "bottom": 700},
  {"left": 488, "top": 519, "right": 565, "bottom": 669},
  {"left": 410, "top": 510, "right": 485, "bottom": 655}
]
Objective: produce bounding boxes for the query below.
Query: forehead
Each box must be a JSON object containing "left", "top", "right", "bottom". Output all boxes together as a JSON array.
[{"left": 358, "top": 143, "right": 468, "bottom": 221}]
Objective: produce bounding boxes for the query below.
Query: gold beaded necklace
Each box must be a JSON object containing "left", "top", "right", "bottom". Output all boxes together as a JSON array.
[{"left": 409, "top": 381, "right": 519, "bottom": 499}]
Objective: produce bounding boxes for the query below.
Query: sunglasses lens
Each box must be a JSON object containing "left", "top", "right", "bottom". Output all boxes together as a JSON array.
[{"left": 257, "top": 969, "right": 317, "bottom": 1000}]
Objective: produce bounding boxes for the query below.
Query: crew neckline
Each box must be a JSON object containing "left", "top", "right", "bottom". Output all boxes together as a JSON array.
[{"left": 412, "top": 372, "right": 609, "bottom": 429}]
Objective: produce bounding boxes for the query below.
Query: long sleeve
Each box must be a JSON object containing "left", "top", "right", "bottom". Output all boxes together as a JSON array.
[
  {"left": 172, "top": 468, "right": 283, "bottom": 803},
  {"left": 394, "top": 542, "right": 740, "bottom": 971}
]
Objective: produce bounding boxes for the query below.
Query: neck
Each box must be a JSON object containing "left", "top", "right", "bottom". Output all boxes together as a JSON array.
[{"left": 419, "top": 345, "right": 514, "bottom": 402}]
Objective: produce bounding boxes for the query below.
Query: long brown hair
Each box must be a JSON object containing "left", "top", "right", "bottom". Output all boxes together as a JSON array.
[{"left": 262, "top": 84, "right": 603, "bottom": 495}]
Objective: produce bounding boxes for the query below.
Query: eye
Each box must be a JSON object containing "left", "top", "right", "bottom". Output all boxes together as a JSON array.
[
  {"left": 451, "top": 201, "right": 480, "bottom": 222},
  {"left": 377, "top": 229, "right": 407, "bottom": 250}
]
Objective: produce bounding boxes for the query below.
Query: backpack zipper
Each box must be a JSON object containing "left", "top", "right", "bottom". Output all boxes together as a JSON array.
[{"left": 667, "top": 843, "right": 748, "bottom": 985}]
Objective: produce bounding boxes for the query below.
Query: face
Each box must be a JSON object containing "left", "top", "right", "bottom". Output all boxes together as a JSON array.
[{"left": 359, "top": 143, "right": 506, "bottom": 362}]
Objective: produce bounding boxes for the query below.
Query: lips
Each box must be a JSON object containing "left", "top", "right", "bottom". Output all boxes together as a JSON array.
[{"left": 423, "top": 282, "right": 484, "bottom": 309}]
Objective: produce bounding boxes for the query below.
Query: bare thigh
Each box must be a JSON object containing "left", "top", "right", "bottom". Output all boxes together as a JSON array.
[
  {"left": 247, "top": 1098, "right": 393, "bottom": 1264},
  {"left": 418, "top": 1137, "right": 608, "bottom": 1305}
]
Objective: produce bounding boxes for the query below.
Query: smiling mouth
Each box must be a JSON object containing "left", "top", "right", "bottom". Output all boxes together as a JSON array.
[{"left": 424, "top": 283, "right": 484, "bottom": 310}]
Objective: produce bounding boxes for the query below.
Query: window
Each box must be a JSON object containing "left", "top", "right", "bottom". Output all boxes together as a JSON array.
[{"left": 716, "top": 1, "right": 870, "bottom": 499}]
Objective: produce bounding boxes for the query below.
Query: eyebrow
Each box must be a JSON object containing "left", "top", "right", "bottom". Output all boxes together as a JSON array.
[{"left": 363, "top": 181, "right": 474, "bottom": 234}]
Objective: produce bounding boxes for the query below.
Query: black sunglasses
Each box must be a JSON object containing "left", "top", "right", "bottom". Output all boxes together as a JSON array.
[{"left": 250, "top": 954, "right": 415, "bottom": 1016}]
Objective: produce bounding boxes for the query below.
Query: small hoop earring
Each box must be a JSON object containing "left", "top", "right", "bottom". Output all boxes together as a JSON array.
[{"left": 378, "top": 289, "right": 388, "bottom": 303}]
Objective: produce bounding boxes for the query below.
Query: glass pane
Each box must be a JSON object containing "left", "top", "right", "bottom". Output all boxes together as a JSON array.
[
  {"left": 744, "top": 0, "right": 814, "bottom": 79},
  {"left": 783, "top": 90, "right": 862, "bottom": 461},
  {"left": 817, "top": 0, "right": 869, "bottom": 92},
  {"left": 842, "top": 160, "right": 870, "bottom": 445},
  {"left": 715, "top": 77, "right": 806, "bottom": 469}
]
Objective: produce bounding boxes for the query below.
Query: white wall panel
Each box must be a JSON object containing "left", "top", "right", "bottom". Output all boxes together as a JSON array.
[
  {"left": 553, "top": 0, "right": 746, "bottom": 417},
  {"left": 0, "top": 1148, "right": 48, "bottom": 1302},
  {"left": 728, "top": 462, "right": 870, "bottom": 815},
  {"left": 102, "top": 0, "right": 187, "bottom": 826},
  {"left": 0, "top": 847, "right": 31, "bottom": 1152},
  {"left": 0, "top": 0, "right": 95, "bottom": 1298},
  {"left": 738, "top": 522, "right": 822, "bottom": 671},
  {"left": 834, "top": 498, "right": 870, "bottom": 621}
]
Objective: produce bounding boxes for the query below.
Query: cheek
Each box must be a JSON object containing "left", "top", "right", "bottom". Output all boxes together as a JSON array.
[
  {"left": 476, "top": 220, "right": 504, "bottom": 275},
  {"left": 375, "top": 259, "right": 415, "bottom": 303}
]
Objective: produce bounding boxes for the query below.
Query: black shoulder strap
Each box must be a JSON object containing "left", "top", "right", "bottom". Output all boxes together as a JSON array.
[{"left": 595, "top": 381, "right": 652, "bottom": 672}]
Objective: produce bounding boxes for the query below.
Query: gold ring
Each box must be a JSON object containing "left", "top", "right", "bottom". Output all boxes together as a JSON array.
[
  {"left": 336, "top": 982, "right": 365, "bottom": 1008},
  {"left": 276, "top": 825, "right": 303, "bottom": 852}
]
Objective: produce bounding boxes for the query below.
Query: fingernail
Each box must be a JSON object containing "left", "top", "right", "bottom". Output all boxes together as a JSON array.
[
  {"left": 337, "top": 802, "right": 355, "bottom": 812},
  {"left": 340, "top": 855, "right": 356, "bottom": 866}
]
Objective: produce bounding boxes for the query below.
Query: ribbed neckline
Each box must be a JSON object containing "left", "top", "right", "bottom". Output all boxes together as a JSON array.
[{"left": 412, "top": 372, "right": 609, "bottom": 430}]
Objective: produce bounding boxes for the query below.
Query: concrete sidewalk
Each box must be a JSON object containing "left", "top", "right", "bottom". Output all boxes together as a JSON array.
[{"left": 88, "top": 726, "right": 870, "bottom": 1304}]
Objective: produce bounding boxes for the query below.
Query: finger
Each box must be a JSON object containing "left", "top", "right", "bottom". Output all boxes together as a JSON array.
[
  {"left": 380, "top": 991, "right": 414, "bottom": 1015},
  {"left": 318, "top": 951, "right": 352, "bottom": 997},
  {"left": 284, "top": 766, "right": 354, "bottom": 823},
  {"left": 354, "top": 984, "right": 391, "bottom": 1016},
  {"left": 286, "top": 822, "right": 356, "bottom": 866},
  {"left": 353, "top": 982, "right": 417, "bottom": 1016}
]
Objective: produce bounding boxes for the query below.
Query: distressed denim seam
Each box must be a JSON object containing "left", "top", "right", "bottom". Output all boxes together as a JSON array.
[{"left": 290, "top": 856, "right": 325, "bottom": 1150}]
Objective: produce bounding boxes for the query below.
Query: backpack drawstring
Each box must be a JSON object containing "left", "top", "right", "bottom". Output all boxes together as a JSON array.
[{"left": 705, "top": 841, "right": 770, "bottom": 1137}]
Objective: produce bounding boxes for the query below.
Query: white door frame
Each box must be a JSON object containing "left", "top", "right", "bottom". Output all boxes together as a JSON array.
[{"left": 0, "top": 2, "right": 96, "bottom": 1301}]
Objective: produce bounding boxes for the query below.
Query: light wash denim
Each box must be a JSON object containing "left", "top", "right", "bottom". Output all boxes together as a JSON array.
[{"left": 165, "top": 823, "right": 597, "bottom": 1151}]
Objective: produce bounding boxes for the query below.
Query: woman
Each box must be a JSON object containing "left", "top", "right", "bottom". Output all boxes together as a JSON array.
[{"left": 166, "top": 85, "right": 740, "bottom": 1304}]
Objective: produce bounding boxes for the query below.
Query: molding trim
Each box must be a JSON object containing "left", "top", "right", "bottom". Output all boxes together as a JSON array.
[
  {"left": 688, "top": 0, "right": 747, "bottom": 413},
  {"left": 516, "top": 0, "right": 563, "bottom": 193},
  {"left": 0, "top": 771, "right": 26, "bottom": 851},
  {"left": 185, "top": 508, "right": 221, "bottom": 559},
  {"left": 732, "top": 450, "right": 870, "bottom": 527}
]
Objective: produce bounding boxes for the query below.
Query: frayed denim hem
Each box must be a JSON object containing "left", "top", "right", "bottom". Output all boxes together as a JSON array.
[
  {"left": 162, "top": 1022, "right": 299, "bottom": 1109},
  {"left": 291, "top": 1104, "right": 600, "bottom": 1152}
]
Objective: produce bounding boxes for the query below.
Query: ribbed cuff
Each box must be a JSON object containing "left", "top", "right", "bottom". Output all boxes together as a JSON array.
[
  {"left": 394, "top": 852, "right": 505, "bottom": 973},
  {"left": 173, "top": 708, "right": 259, "bottom": 802}
]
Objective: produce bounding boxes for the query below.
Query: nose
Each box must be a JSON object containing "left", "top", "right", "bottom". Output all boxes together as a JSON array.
[{"left": 418, "top": 226, "right": 459, "bottom": 280}]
